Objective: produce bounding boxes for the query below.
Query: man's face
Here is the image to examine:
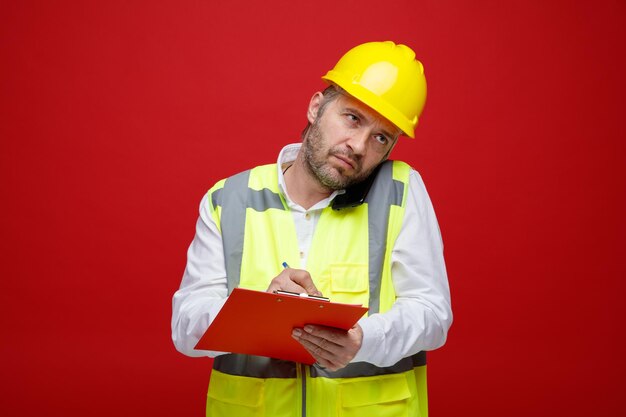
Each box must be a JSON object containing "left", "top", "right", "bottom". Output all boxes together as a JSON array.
[{"left": 302, "top": 92, "right": 399, "bottom": 190}]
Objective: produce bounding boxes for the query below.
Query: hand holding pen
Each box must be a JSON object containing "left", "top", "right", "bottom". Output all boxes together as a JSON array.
[{"left": 265, "top": 262, "right": 323, "bottom": 297}]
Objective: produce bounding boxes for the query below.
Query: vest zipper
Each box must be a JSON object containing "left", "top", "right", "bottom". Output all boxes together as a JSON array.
[{"left": 299, "top": 363, "right": 307, "bottom": 417}]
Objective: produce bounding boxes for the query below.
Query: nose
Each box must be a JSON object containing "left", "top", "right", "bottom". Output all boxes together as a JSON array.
[{"left": 345, "top": 128, "right": 369, "bottom": 156}]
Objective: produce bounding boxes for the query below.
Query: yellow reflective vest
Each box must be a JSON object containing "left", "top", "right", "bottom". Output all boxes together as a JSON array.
[{"left": 205, "top": 160, "right": 428, "bottom": 417}]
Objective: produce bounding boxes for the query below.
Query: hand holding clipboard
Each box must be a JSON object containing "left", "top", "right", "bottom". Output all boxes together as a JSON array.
[{"left": 194, "top": 288, "right": 368, "bottom": 364}]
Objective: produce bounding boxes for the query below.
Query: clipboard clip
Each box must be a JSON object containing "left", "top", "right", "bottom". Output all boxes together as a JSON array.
[{"left": 273, "top": 290, "right": 330, "bottom": 302}]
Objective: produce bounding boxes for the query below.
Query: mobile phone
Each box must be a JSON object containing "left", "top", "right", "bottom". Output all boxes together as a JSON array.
[{"left": 331, "top": 164, "right": 382, "bottom": 210}]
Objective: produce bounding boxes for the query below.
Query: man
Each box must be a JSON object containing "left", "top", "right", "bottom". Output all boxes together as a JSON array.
[{"left": 172, "top": 41, "right": 452, "bottom": 417}]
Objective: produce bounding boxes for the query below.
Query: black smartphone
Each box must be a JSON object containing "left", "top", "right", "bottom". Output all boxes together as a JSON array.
[{"left": 331, "top": 164, "right": 382, "bottom": 210}]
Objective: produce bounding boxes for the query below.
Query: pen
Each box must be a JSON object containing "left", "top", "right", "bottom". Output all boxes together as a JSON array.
[{"left": 274, "top": 289, "right": 330, "bottom": 302}]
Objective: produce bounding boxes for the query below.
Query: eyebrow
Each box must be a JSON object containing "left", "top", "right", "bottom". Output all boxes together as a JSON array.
[{"left": 343, "top": 106, "right": 396, "bottom": 139}]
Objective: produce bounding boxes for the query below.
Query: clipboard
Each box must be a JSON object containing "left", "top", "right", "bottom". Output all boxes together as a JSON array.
[{"left": 194, "top": 288, "right": 368, "bottom": 364}]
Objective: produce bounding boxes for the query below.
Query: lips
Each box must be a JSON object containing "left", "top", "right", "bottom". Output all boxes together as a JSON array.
[{"left": 331, "top": 153, "right": 356, "bottom": 170}]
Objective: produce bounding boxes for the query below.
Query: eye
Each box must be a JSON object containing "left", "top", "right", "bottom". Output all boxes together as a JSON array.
[
  {"left": 373, "top": 134, "right": 388, "bottom": 145},
  {"left": 345, "top": 113, "right": 359, "bottom": 124}
]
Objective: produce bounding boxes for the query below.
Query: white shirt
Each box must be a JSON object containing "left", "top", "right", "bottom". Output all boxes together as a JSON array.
[{"left": 172, "top": 144, "right": 452, "bottom": 367}]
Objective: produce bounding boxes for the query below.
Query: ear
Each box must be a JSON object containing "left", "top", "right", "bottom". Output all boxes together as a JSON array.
[{"left": 307, "top": 92, "right": 324, "bottom": 124}]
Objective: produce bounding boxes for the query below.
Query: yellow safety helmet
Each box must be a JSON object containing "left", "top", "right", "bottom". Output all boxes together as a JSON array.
[{"left": 322, "top": 41, "right": 427, "bottom": 138}]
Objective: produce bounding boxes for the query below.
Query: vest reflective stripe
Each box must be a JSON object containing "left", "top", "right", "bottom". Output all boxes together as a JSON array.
[
  {"left": 217, "top": 185, "right": 287, "bottom": 213},
  {"left": 213, "top": 354, "right": 297, "bottom": 378},
  {"left": 217, "top": 170, "right": 250, "bottom": 293},
  {"left": 314, "top": 351, "right": 425, "bottom": 378},
  {"left": 213, "top": 352, "right": 425, "bottom": 379},
  {"left": 249, "top": 187, "right": 285, "bottom": 211},
  {"left": 213, "top": 171, "right": 289, "bottom": 292},
  {"left": 364, "top": 161, "right": 404, "bottom": 314}
]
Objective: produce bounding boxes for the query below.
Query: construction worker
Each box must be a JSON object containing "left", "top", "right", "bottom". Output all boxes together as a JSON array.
[{"left": 172, "top": 41, "right": 452, "bottom": 417}]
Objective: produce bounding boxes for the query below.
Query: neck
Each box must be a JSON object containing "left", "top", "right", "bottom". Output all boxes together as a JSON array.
[{"left": 284, "top": 151, "right": 333, "bottom": 210}]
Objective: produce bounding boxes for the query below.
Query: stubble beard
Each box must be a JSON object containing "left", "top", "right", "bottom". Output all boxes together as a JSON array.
[{"left": 302, "top": 121, "right": 375, "bottom": 191}]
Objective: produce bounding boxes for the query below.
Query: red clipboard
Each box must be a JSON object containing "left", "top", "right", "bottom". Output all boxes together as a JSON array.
[{"left": 194, "top": 288, "right": 368, "bottom": 364}]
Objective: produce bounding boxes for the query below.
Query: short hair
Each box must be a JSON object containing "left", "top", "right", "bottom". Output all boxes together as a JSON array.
[{"left": 300, "top": 85, "right": 344, "bottom": 140}]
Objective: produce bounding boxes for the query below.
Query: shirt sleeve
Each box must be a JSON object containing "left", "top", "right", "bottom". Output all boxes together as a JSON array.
[
  {"left": 171, "top": 194, "right": 230, "bottom": 358},
  {"left": 351, "top": 169, "right": 453, "bottom": 366}
]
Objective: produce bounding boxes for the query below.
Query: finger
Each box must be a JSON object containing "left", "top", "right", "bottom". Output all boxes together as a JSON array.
[
  {"left": 313, "top": 355, "right": 343, "bottom": 371},
  {"left": 319, "top": 359, "right": 344, "bottom": 372},
  {"left": 299, "top": 340, "right": 345, "bottom": 371},
  {"left": 288, "top": 270, "right": 322, "bottom": 296},
  {"left": 296, "top": 335, "right": 340, "bottom": 363},
  {"left": 266, "top": 282, "right": 280, "bottom": 293},
  {"left": 276, "top": 279, "right": 307, "bottom": 293},
  {"left": 292, "top": 330, "right": 347, "bottom": 371},
  {"left": 266, "top": 269, "right": 307, "bottom": 293},
  {"left": 302, "top": 325, "right": 347, "bottom": 346},
  {"left": 294, "top": 328, "right": 343, "bottom": 357}
]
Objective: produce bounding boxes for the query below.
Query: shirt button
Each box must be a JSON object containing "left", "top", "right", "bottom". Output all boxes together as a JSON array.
[
  {"left": 305, "top": 213, "right": 311, "bottom": 220},
  {"left": 300, "top": 251, "right": 305, "bottom": 258}
]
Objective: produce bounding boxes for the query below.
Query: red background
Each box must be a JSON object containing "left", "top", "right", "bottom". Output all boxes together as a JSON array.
[{"left": 1, "top": 1, "right": 624, "bottom": 416}]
